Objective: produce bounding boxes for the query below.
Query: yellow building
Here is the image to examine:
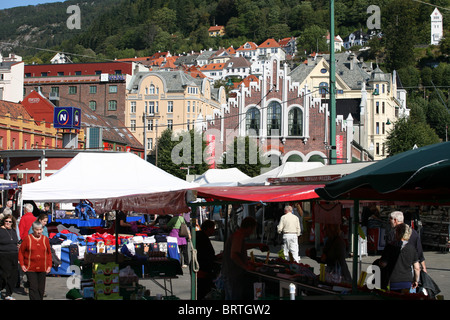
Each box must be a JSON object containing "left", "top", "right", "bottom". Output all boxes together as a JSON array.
[
  {"left": 126, "top": 70, "right": 227, "bottom": 161},
  {"left": 289, "top": 52, "right": 409, "bottom": 161},
  {"left": 208, "top": 25, "right": 225, "bottom": 37}
]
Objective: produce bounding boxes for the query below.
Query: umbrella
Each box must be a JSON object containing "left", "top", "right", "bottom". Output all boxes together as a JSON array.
[
  {"left": 0, "top": 178, "right": 18, "bottom": 190},
  {"left": 315, "top": 142, "right": 450, "bottom": 202}
]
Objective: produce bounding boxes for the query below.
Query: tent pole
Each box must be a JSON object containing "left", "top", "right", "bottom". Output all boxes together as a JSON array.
[
  {"left": 188, "top": 203, "right": 199, "bottom": 300},
  {"left": 352, "top": 199, "right": 360, "bottom": 293}
]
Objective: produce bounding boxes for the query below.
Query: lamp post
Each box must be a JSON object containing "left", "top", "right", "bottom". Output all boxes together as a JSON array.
[{"left": 329, "top": 0, "right": 337, "bottom": 165}]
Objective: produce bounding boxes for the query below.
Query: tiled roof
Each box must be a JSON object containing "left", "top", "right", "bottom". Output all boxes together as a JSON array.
[
  {"left": 258, "top": 38, "right": 280, "bottom": 48},
  {"left": 236, "top": 42, "right": 258, "bottom": 51},
  {"left": 200, "top": 63, "right": 225, "bottom": 71},
  {"left": 0, "top": 100, "right": 33, "bottom": 121}
]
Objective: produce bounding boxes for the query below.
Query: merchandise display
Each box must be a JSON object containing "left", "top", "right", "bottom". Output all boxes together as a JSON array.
[{"left": 48, "top": 220, "right": 184, "bottom": 300}]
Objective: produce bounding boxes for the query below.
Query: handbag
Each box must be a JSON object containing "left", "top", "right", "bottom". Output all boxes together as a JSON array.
[
  {"left": 325, "top": 262, "right": 342, "bottom": 284},
  {"left": 179, "top": 221, "right": 190, "bottom": 238}
]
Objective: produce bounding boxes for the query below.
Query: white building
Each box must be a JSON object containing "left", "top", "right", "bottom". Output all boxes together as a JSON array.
[
  {"left": 0, "top": 53, "right": 24, "bottom": 103},
  {"left": 431, "top": 8, "right": 443, "bottom": 46}
]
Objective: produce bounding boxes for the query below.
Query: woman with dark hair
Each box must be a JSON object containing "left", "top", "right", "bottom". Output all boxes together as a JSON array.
[
  {"left": 222, "top": 217, "right": 269, "bottom": 300},
  {"left": 0, "top": 214, "right": 19, "bottom": 300}
]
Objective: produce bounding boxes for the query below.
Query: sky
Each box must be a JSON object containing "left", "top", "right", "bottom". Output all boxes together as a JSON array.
[{"left": 0, "top": 0, "right": 65, "bottom": 10}]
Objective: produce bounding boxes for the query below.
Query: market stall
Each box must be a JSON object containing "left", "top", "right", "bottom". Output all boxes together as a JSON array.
[
  {"left": 187, "top": 184, "right": 328, "bottom": 300},
  {"left": 21, "top": 152, "right": 197, "bottom": 300},
  {"left": 315, "top": 141, "right": 450, "bottom": 297}
]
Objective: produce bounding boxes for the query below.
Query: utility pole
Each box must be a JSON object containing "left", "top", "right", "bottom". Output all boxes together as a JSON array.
[{"left": 329, "top": 0, "right": 337, "bottom": 164}]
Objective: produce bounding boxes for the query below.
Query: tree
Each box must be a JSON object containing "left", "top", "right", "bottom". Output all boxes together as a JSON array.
[
  {"left": 157, "top": 129, "right": 210, "bottom": 179},
  {"left": 383, "top": 0, "right": 420, "bottom": 72},
  {"left": 386, "top": 117, "right": 440, "bottom": 156},
  {"left": 298, "top": 25, "right": 328, "bottom": 54}
]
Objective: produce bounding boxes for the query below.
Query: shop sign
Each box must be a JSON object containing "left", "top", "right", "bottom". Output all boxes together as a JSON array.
[{"left": 54, "top": 107, "right": 81, "bottom": 129}]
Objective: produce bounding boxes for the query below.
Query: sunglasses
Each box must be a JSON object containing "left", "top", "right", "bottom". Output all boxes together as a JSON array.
[{"left": 4, "top": 220, "right": 12, "bottom": 223}]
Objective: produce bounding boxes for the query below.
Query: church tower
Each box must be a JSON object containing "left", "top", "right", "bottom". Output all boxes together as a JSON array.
[{"left": 431, "top": 8, "right": 443, "bottom": 45}]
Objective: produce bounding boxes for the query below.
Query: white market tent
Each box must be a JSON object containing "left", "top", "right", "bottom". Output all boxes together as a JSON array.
[
  {"left": 238, "top": 162, "right": 324, "bottom": 186},
  {"left": 193, "top": 168, "right": 251, "bottom": 186},
  {"left": 267, "top": 161, "right": 376, "bottom": 185},
  {"left": 21, "top": 152, "right": 198, "bottom": 214}
]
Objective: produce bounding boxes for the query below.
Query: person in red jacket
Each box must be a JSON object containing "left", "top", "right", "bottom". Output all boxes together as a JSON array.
[
  {"left": 18, "top": 203, "right": 36, "bottom": 241},
  {"left": 18, "top": 221, "right": 52, "bottom": 300}
]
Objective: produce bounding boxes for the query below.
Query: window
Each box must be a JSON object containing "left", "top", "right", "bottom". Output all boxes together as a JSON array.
[
  {"left": 319, "top": 82, "right": 328, "bottom": 96},
  {"left": 245, "top": 107, "right": 260, "bottom": 135},
  {"left": 108, "top": 100, "right": 117, "bottom": 111},
  {"left": 149, "top": 85, "right": 155, "bottom": 94},
  {"left": 75, "top": 71, "right": 82, "bottom": 75},
  {"left": 149, "top": 101, "right": 155, "bottom": 114},
  {"left": 109, "top": 85, "right": 118, "bottom": 93},
  {"left": 130, "top": 120, "right": 136, "bottom": 131},
  {"left": 376, "top": 122, "right": 380, "bottom": 134},
  {"left": 147, "top": 138, "right": 153, "bottom": 150},
  {"left": 90, "top": 86, "right": 97, "bottom": 94},
  {"left": 148, "top": 119, "right": 153, "bottom": 131},
  {"left": 41, "top": 72, "right": 48, "bottom": 77},
  {"left": 382, "top": 102, "right": 385, "bottom": 114},
  {"left": 168, "top": 120, "right": 173, "bottom": 130},
  {"left": 187, "top": 101, "right": 190, "bottom": 112},
  {"left": 188, "top": 87, "right": 198, "bottom": 94},
  {"left": 376, "top": 101, "right": 379, "bottom": 114},
  {"left": 193, "top": 101, "right": 195, "bottom": 113},
  {"left": 187, "top": 120, "right": 190, "bottom": 131},
  {"left": 89, "top": 101, "right": 97, "bottom": 111},
  {"left": 51, "top": 87, "right": 59, "bottom": 96},
  {"left": 267, "top": 101, "right": 281, "bottom": 136},
  {"left": 168, "top": 101, "right": 173, "bottom": 113},
  {"left": 130, "top": 101, "right": 136, "bottom": 113},
  {"left": 58, "top": 72, "right": 64, "bottom": 76},
  {"left": 69, "top": 86, "right": 77, "bottom": 94},
  {"left": 288, "top": 107, "right": 303, "bottom": 136}
]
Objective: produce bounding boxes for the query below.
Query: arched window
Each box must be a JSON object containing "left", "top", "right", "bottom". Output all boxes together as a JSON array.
[
  {"left": 319, "top": 82, "right": 329, "bottom": 96},
  {"left": 288, "top": 107, "right": 303, "bottom": 136},
  {"left": 267, "top": 101, "right": 281, "bottom": 136},
  {"left": 246, "top": 107, "right": 260, "bottom": 135}
]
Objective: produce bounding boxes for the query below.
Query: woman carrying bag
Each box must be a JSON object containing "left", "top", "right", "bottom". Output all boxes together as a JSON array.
[{"left": 167, "top": 213, "right": 190, "bottom": 268}]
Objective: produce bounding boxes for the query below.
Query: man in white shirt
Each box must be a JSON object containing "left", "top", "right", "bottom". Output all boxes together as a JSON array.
[{"left": 277, "top": 205, "right": 301, "bottom": 262}]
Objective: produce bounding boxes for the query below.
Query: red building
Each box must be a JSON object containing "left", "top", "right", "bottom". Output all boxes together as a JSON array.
[
  {"left": 207, "top": 57, "right": 353, "bottom": 166},
  {"left": 23, "top": 61, "right": 135, "bottom": 125}
]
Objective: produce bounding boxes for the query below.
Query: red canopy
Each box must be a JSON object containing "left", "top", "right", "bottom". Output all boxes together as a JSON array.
[{"left": 193, "top": 184, "right": 324, "bottom": 203}]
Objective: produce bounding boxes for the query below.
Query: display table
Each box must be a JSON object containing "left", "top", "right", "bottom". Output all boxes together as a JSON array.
[
  {"left": 55, "top": 218, "right": 105, "bottom": 227},
  {"left": 119, "top": 259, "right": 183, "bottom": 296},
  {"left": 247, "top": 270, "right": 338, "bottom": 298}
]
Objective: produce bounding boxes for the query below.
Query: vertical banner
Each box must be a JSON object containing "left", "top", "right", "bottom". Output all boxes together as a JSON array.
[
  {"left": 336, "top": 134, "right": 344, "bottom": 163},
  {"left": 205, "top": 134, "right": 216, "bottom": 169}
]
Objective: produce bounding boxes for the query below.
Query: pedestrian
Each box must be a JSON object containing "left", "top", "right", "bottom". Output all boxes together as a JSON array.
[
  {"left": 196, "top": 220, "right": 217, "bottom": 299},
  {"left": 222, "top": 217, "right": 269, "bottom": 300},
  {"left": 277, "top": 205, "right": 301, "bottom": 263},
  {"left": 18, "top": 221, "right": 52, "bottom": 300},
  {"left": 321, "top": 223, "right": 352, "bottom": 283},
  {"left": 18, "top": 203, "right": 36, "bottom": 241},
  {"left": 0, "top": 214, "right": 19, "bottom": 300},
  {"left": 1, "top": 199, "right": 13, "bottom": 214},
  {"left": 387, "top": 223, "right": 421, "bottom": 293},
  {"left": 378, "top": 210, "right": 427, "bottom": 289},
  {"left": 28, "top": 214, "right": 49, "bottom": 237},
  {"left": 167, "top": 213, "right": 190, "bottom": 267}
]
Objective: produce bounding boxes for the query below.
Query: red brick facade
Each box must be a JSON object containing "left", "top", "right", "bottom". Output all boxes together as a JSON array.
[{"left": 208, "top": 58, "right": 351, "bottom": 164}]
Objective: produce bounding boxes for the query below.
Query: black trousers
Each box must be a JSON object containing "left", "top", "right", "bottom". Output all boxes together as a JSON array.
[
  {"left": 0, "top": 252, "right": 18, "bottom": 297},
  {"left": 26, "top": 272, "right": 46, "bottom": 300}
]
